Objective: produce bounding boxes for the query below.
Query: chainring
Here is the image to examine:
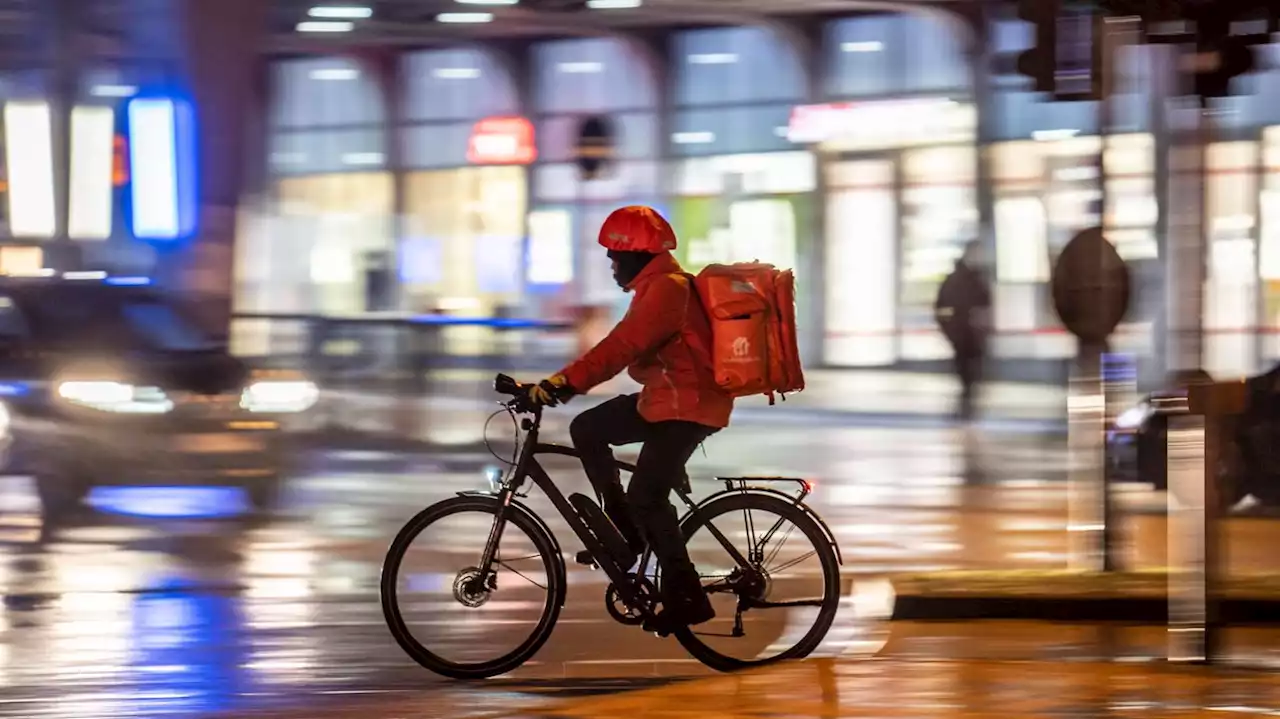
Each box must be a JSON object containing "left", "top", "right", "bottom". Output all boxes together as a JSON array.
[{"left": 605, "top": 577, "right": 657, "bottom": 626}]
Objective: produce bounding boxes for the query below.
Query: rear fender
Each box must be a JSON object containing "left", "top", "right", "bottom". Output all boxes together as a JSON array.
[{"left": 680, "top": 486, "right": 843, "bottom": 565}]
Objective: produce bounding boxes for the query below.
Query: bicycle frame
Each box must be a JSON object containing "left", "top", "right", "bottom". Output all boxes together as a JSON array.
[{"left": 467, "top": 406, "right": 753, "bottom": 615}]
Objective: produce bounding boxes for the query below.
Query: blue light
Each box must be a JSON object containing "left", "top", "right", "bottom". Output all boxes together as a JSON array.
[
  {"left": 0, "top": 381, "right": 29, "bottom": 397},
  {"left": 87, "top": 486, "right": 248, "bottom": 519},
  {"left": 407, "top": 314, "right": 560, "bottom": 329},
  {"left": 104, "top": 275, "right": 153, "bottom": 286},
  {"left": 127, "top": 97, "right": 197, "bottom": 241},
  {"left": 130, "top": 584, "right": 244, "bottom": 716}
]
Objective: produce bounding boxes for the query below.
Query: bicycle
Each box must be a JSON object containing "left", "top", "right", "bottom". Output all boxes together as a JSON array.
[{"left": 380, "top": 373, "right": 843, "bottom": 679}]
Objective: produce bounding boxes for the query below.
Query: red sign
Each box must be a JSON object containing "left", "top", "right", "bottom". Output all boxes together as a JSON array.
[{"left": 467, "top": 116, "right": 536, "bottom": 165}]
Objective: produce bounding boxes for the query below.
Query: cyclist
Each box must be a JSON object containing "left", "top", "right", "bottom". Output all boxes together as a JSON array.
[{"left": 528, "top": 205, "right": 732, "bottom": 631}]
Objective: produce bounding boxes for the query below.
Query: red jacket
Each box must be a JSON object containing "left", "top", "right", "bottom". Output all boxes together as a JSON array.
[{"left": 561, "top": 253, "right": 734, "bottom": 429}]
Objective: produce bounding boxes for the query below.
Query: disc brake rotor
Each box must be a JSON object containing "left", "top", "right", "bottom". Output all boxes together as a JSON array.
[{"left": 453, "top": 567, "right": 494, "bottom": 608}]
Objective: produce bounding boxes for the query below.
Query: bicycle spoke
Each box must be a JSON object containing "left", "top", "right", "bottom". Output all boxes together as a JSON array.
[
  {"left": 754, "top": 515, "right": 789, "bottom": 558},
  {"left": 497, "top": 553, "right": 544, "bottom": 563},
  {"left": 766, "top": 549, "right": 818, "bottom": 576},
  {"left": 761, "top": 523, "right": 797, "bottom": 569},
  {"left": 497, "top": 560, "right": 548, "bottom": 591}
]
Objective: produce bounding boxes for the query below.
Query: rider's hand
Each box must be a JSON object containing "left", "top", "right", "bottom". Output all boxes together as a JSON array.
[{"left": 528, "top": 374, "right": 573, "bottom": 406}]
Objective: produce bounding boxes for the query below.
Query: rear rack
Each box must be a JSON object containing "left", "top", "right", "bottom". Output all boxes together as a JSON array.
[{"left": 716, "top": 476, "right": 813, "bottom": 502}]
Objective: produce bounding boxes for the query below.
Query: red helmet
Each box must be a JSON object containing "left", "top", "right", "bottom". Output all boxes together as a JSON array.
[{"left": 597, "top": 205, "right": 677, "bottom": 254}]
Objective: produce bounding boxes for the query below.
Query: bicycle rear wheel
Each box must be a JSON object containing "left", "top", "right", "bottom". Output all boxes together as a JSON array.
[
  {"left": 674, "top": 492, "right": 840, "bottom": 672},
  {"left": 381, "top": 495, "right": 566, "bottom": 679}
]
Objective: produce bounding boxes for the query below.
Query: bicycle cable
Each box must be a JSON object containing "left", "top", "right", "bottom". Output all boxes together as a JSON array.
[{"left": 482, "top": 406, "right": 521, "bottom": 485}]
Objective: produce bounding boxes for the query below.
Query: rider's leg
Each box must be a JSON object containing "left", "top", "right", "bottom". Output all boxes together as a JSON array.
[
  {"left": 569, "top": 394, "right": 649, "bottom": 553},
  {"left": 628, "top": 420, "right": 718, "bottom": 627}
]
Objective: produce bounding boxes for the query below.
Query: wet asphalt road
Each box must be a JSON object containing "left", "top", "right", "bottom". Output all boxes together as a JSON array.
[{"left": 0, "top": 419, "right": 1223, "bottom": 718}]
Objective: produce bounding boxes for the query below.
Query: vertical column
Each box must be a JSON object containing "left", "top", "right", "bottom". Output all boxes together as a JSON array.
[
  {"left": 967, "top": 7, "right": 996, "bottom": 272},
  {"left": 170, "top": 0, "right": 267, "bottom": 334},
  {"left": 1165, "top": 47, "right": 1208, "bottom": 376},
  {"left": 362, "top": 49, "right": 401, "bottom": 313},
  {"left": 45, "top": 0, "right": 79, "bottom": 271}
]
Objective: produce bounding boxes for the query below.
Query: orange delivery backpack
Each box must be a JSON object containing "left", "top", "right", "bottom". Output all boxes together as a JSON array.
[{"left": 687, "top": 263, "right": 805, "bottom": 404}]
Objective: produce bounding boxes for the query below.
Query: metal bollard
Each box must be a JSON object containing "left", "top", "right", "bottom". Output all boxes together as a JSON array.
[
  {"left": 1163, "top": 393, "right": 1207, "bottom": 663},
  {"left": 1164, "top": 380, "right": 1245, "bottom": 664},
  {"left": 1067, "top": 347, "right": 1114, "bottom": 571}
]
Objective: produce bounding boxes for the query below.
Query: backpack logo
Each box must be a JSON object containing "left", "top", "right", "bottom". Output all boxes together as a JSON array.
[
  {"left": 608, "top": 232, "right": 631, "bottom": 245},
  {"left": 731, "top": 280, "right": 755, "bottom": 294},
  {"left": 731, "top": 336, "right": 751, "bottom": 358}
]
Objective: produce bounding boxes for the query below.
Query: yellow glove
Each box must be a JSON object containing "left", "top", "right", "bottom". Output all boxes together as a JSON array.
[{"left": 528, "top": 374, "right": 571, "bottom": 406}]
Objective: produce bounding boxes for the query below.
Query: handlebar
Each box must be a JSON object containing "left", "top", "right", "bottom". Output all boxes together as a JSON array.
[{"left": 494, "top": 373, "right": 544, "bottom": 415}]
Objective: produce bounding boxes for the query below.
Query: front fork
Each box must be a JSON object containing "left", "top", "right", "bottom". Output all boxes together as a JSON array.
[
  {"left": 476, "top": 487, "right": 517, "bottom": 580},
  {"left": 476, "top": 420, "right": 539, "bottom": 580}
]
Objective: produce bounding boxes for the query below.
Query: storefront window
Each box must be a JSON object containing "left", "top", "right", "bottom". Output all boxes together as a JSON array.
[
  {"left": 530, "top": 38, "right": 659, "bottom": 317},
  {"left": 402, "top": 167, "right": 525, "bottom": 309},
  {"left": 987, "top": 10, "right": 1158, "bottom": 363},
  {"left": 248, "top": 57, "right": 391, "bottom": 315},
  {"left": 899, "top": 145, "right": 978, "bottom": 360},
  {"left": 990, "top": 132, "right": 1157, "bottom": 361},
  {"left": 824, "top": 159, "right": 896, "bottom": 366},
  {"left": 812, "top": 14, "right": 974, "bottom": 367},
  {"left": 246, "top": 172, "right": 394, "bottom": 315},
  {"left": 672, "top": 28, "right": 806, "bottom": 108},
  {"left": 824, "top": 13, "right": 971, "bottom": 99},
  {"left": 1260, "top": 127, "right": 1280, "bottom": 363},
  {"left": 396, "top": 47, "right": 526, "bottom": 331},
  {"left": 1203, "top": 141, "right": 1258, "bottom": 377}
]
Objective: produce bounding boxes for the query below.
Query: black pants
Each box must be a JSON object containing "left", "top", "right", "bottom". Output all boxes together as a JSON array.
[
  {"left": 569, "top": 394, "right": 717, "bottom": 581},
  {"left": 954, "top": 353, "right": 982, "bottom": 422}
]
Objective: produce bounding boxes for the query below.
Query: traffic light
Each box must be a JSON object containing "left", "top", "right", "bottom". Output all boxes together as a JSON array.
[
  {"left": 1191, "top": 36, "right": 1256, "bottom": 100},
  {"left": 1015, "top": 0, "right": 1059, "bottom": 94},
  {"left": 1015, "top": 0, "right": 1102, "bottom": 100},
  {"left": 1184, "top": 4, "right": 1275, "bottom": 103}
]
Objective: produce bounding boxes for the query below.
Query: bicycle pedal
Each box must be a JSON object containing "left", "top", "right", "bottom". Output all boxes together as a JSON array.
[{"left": 573, "top": 550, "right": 599, "bottom": 569}]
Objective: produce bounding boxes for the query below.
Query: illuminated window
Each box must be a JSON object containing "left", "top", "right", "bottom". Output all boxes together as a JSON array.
[
  {"left": 128, "top": 98, "right": 196, "bottom": 240},
  {"left": 0, "top": 246, "right": 41, "bottom": 274},
  {"left": 4, "top": 102, "right": 55, "bottom": 238},
  {"left": 69, "top": 106, "right": 115, "bottom": 239}
]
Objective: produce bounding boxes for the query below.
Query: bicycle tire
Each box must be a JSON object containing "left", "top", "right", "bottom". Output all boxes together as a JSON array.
[
  {"left": 674, "top": 492, "right": 840, "bottom": 672},
  {"left": 381, "top": 495, "right": 566, "bottom": 679}
]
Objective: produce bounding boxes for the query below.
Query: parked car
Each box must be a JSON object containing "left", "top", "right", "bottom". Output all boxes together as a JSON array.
[
  {"left": 1108, "top": 368, "right": 1280, "bottom": 508},
  {"left": 0, "top": 275, "right": 317, "bottom": 518}
]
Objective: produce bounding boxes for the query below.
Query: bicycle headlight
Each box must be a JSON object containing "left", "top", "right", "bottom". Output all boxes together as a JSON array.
[
  {"left": 57, "top": 381, "right": 173, "bottom": 414},
  {"left": 240, "top": 380, "right": 319, "bottom": 414}
]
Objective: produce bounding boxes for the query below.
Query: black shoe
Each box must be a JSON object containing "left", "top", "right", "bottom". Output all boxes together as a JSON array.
[{"left": 644, "top": 575, "right": 714, "bottom": 635}]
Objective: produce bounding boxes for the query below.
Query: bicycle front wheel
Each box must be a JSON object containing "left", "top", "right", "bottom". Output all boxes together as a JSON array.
[
  {"left": 381, "top": 495, "right": 566, "bottom": 679},
  {"left": 674, "top": 492, "right": 840, "bottom": 672}
]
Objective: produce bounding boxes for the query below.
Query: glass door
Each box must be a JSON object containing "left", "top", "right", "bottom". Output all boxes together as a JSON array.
[
  {"left": 824, "top": 158, "right": 897, "bottom": 366},
  {"left": 898, "top": 145, "right": 978, "bottom": 361},
  {"left": 1203, "top": 141, "right": 1258, "bottom": 377}
]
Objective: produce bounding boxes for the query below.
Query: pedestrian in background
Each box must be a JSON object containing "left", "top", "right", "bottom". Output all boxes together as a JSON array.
[{"left": 935, "top": 240, "right": 992, "bottom": 439}]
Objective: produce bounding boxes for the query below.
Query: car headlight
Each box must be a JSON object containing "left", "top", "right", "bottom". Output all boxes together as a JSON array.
[
  {"left": 1115, "top": 401, "right": 1153, "bottom": 430},
  {"left": 57, "top": 381, "right": 173, "bottom": 414},
  {"left": 240, "top": 380, "right": 318, "bottom": 413}
]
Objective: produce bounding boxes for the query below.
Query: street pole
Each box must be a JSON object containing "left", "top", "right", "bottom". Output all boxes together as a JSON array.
[
  {"left": 1165, "top": 54, "right": 1210, "bottom": 377},
  {"left": 1166, "top": 43, "right": 1222, "bottom": 668},
  {"left": 1067, "top": 13, "right": 1128, "bottom": 572}
]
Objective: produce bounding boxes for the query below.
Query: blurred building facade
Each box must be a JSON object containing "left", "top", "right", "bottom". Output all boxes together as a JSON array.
[{"left": 10, "top": 5, "right": 1280, "bottom": 379}]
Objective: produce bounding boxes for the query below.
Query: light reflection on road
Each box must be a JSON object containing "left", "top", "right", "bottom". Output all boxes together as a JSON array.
[{"left": 0, "top": 421, "right": 1267, "bottom": 716}]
